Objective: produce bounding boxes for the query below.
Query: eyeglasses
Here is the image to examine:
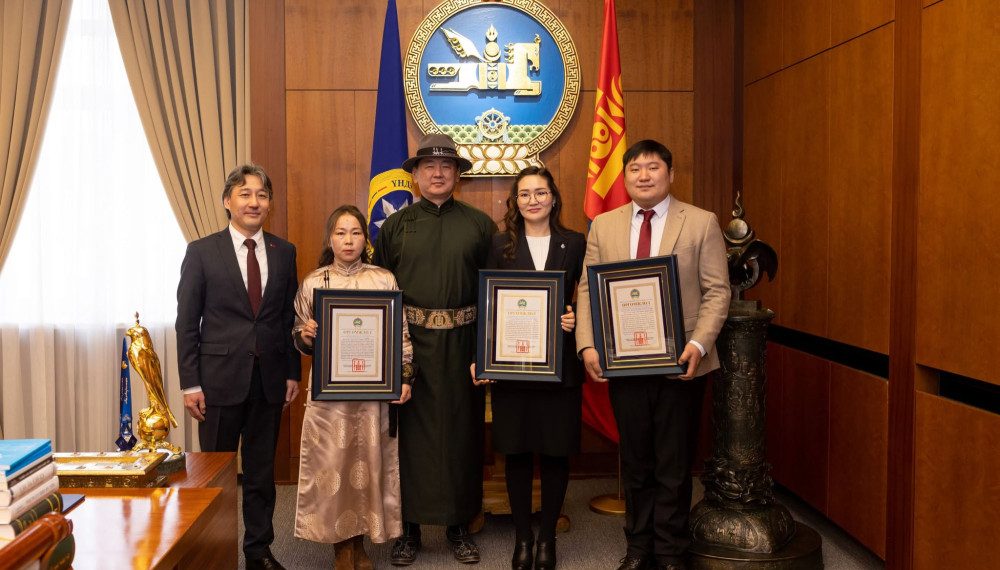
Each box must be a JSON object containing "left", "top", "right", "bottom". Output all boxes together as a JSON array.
[{"left": 516, "top": 190, "right": 551, "bottom": 203}]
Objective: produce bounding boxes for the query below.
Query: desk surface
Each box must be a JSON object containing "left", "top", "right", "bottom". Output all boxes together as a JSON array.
[
  {"left": 61, "top": 452, "right": 238, "bottom": 569},
  {"left": 65, "top": 487, "right": 221, "bottom": 570}
]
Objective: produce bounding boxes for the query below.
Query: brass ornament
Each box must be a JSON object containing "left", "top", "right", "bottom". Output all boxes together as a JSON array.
[{"left": 126, "top": 313, "right": 181, "bottom": 456}]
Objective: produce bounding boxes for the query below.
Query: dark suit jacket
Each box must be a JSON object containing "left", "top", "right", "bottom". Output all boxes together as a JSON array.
[
  {"left": 486, "top": 228, "right": 586, "bottom": 388},
  {"left": 176, "top": 228, "right": 301, "bottom": 406}
]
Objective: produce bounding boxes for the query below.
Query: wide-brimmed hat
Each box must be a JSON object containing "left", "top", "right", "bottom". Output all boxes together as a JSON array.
[{"left": 401, "top": 133, "right": 473, "bottom": 173}]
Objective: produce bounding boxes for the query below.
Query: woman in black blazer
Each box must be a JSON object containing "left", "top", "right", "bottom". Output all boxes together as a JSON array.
[{"left": 474, "top": 166, "right": 585, "bottom": 570}]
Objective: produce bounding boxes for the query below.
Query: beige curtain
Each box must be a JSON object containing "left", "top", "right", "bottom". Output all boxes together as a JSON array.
[
  {"left": 0, "top": 0, "right": 73, "bottom": 273},
  {"left": 108, "top": 0, "right": 250, "bottom": 242}
]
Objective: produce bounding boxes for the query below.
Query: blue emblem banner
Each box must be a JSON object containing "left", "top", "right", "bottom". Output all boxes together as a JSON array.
[
  {"left": 115, "top": 336, "right": 137, "bottom": 451},
  {"left": 368, "top": 0, "right": 414, "bottom": 244}
]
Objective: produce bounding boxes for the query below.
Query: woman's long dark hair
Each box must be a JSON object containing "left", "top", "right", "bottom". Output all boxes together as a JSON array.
[
  {"left": 317, "top": 204, "right": 371, "bottom": 268},
  {"left": 500, "top": 166, "right": 570, "bottom": 261}
]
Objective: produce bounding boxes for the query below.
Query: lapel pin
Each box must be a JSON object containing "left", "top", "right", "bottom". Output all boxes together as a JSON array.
[{"left": 560, "top": 243, "right": 565, "bottom": 249}]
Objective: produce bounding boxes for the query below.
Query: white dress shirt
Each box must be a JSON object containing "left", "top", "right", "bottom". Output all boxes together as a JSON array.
[
  {"left": 628, "top": 196, "right": 705, "bottom": 358},
  {"left": 629, "top": 196, "right": 671, "bottom": 259},
  {"left": 229, "top": 224, "right": 269, "bottom": 291}
]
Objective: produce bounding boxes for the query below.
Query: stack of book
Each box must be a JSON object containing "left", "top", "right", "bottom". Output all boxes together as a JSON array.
[{"left": 0, "top": 439, "right": 74, "bottom": 569}]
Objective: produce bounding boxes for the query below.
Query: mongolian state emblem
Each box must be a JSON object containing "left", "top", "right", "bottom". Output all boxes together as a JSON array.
[{"left": 405, "top": 0, "right": 580, "bottom": 176}]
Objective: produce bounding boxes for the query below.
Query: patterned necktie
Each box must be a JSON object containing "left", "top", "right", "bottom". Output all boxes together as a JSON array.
[
  {"left": 245, "top": 238, "right": 262, "bottom": 315},
  {"left": 636, "top": 209, "right": 655, "bottom": 259}
]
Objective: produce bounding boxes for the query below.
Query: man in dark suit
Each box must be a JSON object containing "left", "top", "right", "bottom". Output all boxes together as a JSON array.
[{"left": 176, "top": 164, "right": 301, "bottom": 570}]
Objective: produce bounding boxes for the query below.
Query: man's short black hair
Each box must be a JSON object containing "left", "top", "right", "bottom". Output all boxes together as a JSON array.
[{"left": 623, "top": 139, "right": 673, "bottom": 170}]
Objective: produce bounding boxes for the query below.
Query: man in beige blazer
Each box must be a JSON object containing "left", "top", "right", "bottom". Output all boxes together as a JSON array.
[{"left": 576, "top": 140, "right": 731, "bottom": 570}]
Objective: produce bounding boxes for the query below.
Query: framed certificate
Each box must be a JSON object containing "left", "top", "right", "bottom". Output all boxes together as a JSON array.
[
  {"left": 587, "top": 255, "right": 687, "bottom": 377},
  {"left": 312, "top": 289, "right": 403, "bottom": 400},
  {"left": 477, "top": 270, "right": 565, "bottom": 382}
]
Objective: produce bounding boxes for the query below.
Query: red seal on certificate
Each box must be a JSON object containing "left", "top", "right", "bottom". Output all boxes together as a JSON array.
[
  {"left": 634, "top": 331, "right": 648, "bottom": 346},
  {"left": 516, "top": 340, "right": 530, "bottom": 353},
  {"left": 352, "top": 359, "right": 366, "bottom": 372}
]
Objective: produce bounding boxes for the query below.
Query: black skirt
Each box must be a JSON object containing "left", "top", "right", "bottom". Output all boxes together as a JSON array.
[{"left": 490, "top": 382, "right": 582, "bottom": 456}]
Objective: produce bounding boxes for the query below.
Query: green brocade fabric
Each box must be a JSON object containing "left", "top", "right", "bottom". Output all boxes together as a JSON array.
[{"left": 373, "top": 197, "right": 496, "bottom": 524}]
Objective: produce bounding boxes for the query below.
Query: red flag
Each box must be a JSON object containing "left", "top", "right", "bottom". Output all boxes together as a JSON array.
[{"left": 581, "top": 0, "right": 628, "bottom": 443}]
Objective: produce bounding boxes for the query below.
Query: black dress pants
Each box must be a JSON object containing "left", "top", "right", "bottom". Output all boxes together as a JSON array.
[
  {"left": 608, "top": 375, "right": 706, "bottom": 565},
  {"left": 198, "top": 361, "right": 284, "bottom": 560}
]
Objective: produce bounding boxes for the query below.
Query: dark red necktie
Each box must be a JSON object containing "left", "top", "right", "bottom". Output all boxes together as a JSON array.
[
  {"left": 245, "top": 238, "right": 262, "bottom": 315},
  {"left": 636, "top": 209, "right": 655, "bottom": 259}
]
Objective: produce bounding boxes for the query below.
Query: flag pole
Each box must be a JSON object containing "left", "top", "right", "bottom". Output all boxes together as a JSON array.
[
  {"left": 589, "top": 453, "right": 625, "bottom": 516},
  {"left": 584, "top": 0, "right": 629, "bottom": 518}
]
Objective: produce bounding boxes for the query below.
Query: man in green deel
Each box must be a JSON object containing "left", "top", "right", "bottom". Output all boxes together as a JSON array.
[{"left": 373, "top": 133, "right": 496, "bottom": 566}]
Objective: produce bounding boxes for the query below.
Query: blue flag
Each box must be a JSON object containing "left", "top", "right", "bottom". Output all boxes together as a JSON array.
[
  {"left": 367, "top": 0, "right": 413, "bottom": 245},
  {"left": 116, "top": 337, "right": 137, "bottom": 450}
]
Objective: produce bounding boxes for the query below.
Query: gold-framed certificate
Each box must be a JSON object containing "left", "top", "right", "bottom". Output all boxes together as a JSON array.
[
  {"left": 587, "top": 256, "right": 687, "bottom": 377},
  {"left": 477, "top": 270, "right": 565, "bottom": 382},
  {"left": 312, "top": 289, "right": 403, "bottom": 400}
]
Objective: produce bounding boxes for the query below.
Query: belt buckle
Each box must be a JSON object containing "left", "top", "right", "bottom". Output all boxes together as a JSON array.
[{"left": 426, "top": 310, "right": 454, "bottom": 329}]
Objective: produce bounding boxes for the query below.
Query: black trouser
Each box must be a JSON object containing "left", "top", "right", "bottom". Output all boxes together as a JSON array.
[
  {"left": 505, "top": 453, "right": 570, "bottom": 542},
  {"left": 608, "top": 375, "right": 706, "bottom": 565},
  {"left": 199, "top": 361, "right": 283, "bottom": 560}
]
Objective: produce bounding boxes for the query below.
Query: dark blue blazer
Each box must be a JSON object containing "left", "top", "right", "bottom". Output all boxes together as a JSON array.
[{"left": 176, "top": 229, "right": 301, "bottom": 406}]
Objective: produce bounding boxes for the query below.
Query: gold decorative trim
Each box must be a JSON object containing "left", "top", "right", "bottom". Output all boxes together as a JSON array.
[{"left": 405, "top": 0, "right": 580, "bottom": 176}]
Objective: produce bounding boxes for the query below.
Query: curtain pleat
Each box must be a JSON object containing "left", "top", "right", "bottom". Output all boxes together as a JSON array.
[
  {"left": 108, "top": 0, "right": 249, "bottom": 242},
  {"left": 0, "top": 0, "right": 73, "bottom": 274}
]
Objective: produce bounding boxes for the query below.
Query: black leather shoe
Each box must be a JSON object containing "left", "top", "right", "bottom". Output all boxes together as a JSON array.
[
  {"left": 446, "top": 525, "right": 481, "bottom": 564},
  {"left": 512, "top": 537, "right": 533, "bottom": 570},
  {"left": 534, "top": 539, "right": 556, "bottom": 570},
  {"left": 617, "top": 554, "right": 650, "bottom": 570},
  {"left": 390, "top": 535, "right": 421, "bottom": 566},
  {"left": 246, "top": 553, "right": 286, "bottom": 570}
]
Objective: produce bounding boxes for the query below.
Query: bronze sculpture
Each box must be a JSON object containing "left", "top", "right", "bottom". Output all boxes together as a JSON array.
[{"left": 688, "top": 193, "right": 822, "bottom": 568}]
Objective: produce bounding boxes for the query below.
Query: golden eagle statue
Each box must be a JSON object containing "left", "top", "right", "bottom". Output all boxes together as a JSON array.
[{"left": 126, "top": 313, "right": 181, "bottom": 455}]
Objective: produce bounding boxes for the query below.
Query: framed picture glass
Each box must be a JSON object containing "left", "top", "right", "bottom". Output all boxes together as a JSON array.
[
  {"left": 312, "top": 289, "right": 403, "bottom": 400},
  {"left": 477, "top": 270, "right": 565, "bottom": 382},
  {"left": 587, "top": 255, "right": 687, "bottom": 377}
]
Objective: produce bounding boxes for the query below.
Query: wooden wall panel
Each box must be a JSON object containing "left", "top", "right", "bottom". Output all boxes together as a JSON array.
[
  {"left": 557, "top": 0, "right": 693, "bottom": 92},
  {"left": 827, "top": 26, "right": 892, "bottom": 354},
  {"left": 914, "top": 393, "right": 1000, "bottom": 569},
  {"left": 916, "top": 0, "right": 1000, "bottom": 386},
  {"left": 693, "top": 0, "right": 736, "bottom": 219},
  {"left": 781, "top": 0, "right": 830, "bottom": 68},
  {"left": 832, "top": 0, "right": 894, "bottom": 45},
  {"left": 548, "top": 90, "right": 594, "bottom": 234},
  {"left": 741, "top": 75, "right": 782, "bottom": 318},
  {"left": 828, "top": 365, "right": 888, "bottom": 558},
  {"left": 285, "top": 0, "right": 384, "bottom": 90},
  {"left": 624, "top": 92, "right": 694, "bottom": 204},
  {"left": 286, "top": 91, "right": 360, "bottom": 276},
  {"left": 778, "top": 348, "right": 830, "bottom": 512},
  {"left": 779, "top": 54, "right": 828, "bottom": 337},
  {"left": 742, "top": 0, "right": 781, "bottom": 84}
]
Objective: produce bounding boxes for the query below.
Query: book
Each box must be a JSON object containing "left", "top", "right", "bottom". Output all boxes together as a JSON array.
[
  {"left": 0, "top": 526, "right": 75, "bottom": 569},
  {"left": 0, "top": 492, "right": 63, "bottom": 540},
  {"left": 0, "top": 454, "right": 54, "bottom": 492},
  {"left": 0, "top": 462, "right": 58, "bottom": 507},
  {"left": 0, "top": 440, "right": 52, "bottom": 479},
  {"left": 0, "top": 478, "right": 60, "bottom": 524}
]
